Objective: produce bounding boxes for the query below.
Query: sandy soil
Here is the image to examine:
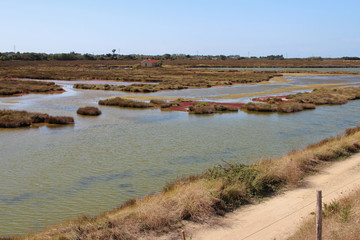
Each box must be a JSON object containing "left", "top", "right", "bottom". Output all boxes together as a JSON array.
[{"left": 184, "top": 153, "right": 360, "bottom": 240}]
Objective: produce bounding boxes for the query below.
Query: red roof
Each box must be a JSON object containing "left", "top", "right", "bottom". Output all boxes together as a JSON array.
[{"left": 143, "top": 59, "right": 158, "bottom": 63}]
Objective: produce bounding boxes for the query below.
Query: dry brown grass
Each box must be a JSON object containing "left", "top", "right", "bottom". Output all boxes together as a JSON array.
[
  {"left": 0, "top": 79, "right": 63, "bottom": 96},
  {"left": 0, "top": 109, "right": 74, "bottom": 128},
  {"left": 286, "top": 87, "right": 360, "bottom": 105},
  {"left": 136, "top": 180, "right": 215, "bottom": 231},
  {"left": 244, "top": 102, "right": 315, "bottom": 113},
  {"left": 98, "top": 97, "right": 154, "bottom": 108},
  {"left": 188, "top": 102, "right": 239, "bottom": 114},
  {"left": 289, "top": 188, "right": 360, "bottom": 240}
]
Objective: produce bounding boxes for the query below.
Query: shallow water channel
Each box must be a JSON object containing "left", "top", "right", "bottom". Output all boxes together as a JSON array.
[{"left": 1, "top": 75, "right": 360, "bottom": 236}]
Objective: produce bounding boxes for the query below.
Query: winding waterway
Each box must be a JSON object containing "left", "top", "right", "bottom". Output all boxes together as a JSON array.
[{"left": 1, "top": 75, "right": 360, "bottom": 236}]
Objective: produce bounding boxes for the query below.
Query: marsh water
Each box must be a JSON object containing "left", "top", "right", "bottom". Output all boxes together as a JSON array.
[
  {"left": 1, "top": 75, "right": 360, "bottom": 236},
  {"left": 202, "top": 67, "right": 360, "bottom": 72}
]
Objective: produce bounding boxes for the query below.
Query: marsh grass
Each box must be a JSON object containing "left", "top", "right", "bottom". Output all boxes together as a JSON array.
[
  {"left": 188, "top": 102, "right": 239, "bottom": 114},
  {"left": 23, "top": 126, "right": 360, "bottom": 240},
  {"left": 47, "top": 116, "right": 74, "bottom": 124},
  {"left": 0, "top": 109, "right": 74, "bottom": 128},
  {"left": 149, "top": 99, "right": 167, "bottom": 105},
  {"left": 244, "top": 102, "right": 316, "bottom": 113},
  {"left": 98, "top": 97, "right": 154, "bottom": 108},
  {"left": 286, "top": 87, "right": 360, "bottom": 105},
  {"left": 0, "top": 79, "right": 63, "bottom": 96}
]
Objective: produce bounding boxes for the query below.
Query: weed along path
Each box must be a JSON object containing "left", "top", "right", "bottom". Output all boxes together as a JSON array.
[{"left": 189, "top": 153, "right": 360, "bottom": 240}]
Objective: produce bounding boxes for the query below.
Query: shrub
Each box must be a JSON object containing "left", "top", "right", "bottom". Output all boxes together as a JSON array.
[
  {"left": 188, "top": 102, "right": 239, "bottom": 114},
  {"left": 99, "top": 97, "right": 154, "bottom": 108},
  {"left": 160, "top": 103, "right": 175, "bottom": 108},
  {"left": 149, "top": 99, "right": 167, "bottom": 105},
  {"left": 30, "top": 113, "right": 50, "bottom": 123},
  {"left": 278, "top": 103, "right": 304, "bottom": 113},
  {"left": 77, "top": 107, "right": 102, "bottom": 116},
  {"left": 246, "top": 103, "right": 277, "bottom": 112},
  {"left": 190, "top": 105, "right": 215, "bottom": 114},
  {"left": 48, "top": 116, "right": 74, "bottom": 124}
]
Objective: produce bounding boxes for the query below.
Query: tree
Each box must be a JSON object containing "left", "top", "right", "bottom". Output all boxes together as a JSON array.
[{"left": 163, "top": 53, "right": 171, "bottom": 60}]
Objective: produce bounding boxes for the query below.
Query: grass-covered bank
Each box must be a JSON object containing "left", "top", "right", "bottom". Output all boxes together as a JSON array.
[{"left": 17, "top": 126, "right": 360, "bottom": 240}]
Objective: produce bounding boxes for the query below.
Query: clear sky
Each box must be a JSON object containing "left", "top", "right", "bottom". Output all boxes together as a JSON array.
[{"left": 1, "top": 0, "right": 359, "bottom": 57}]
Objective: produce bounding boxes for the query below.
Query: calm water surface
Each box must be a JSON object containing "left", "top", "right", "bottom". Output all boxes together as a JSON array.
[
  {"left": 1, "top": 75, "right": 360, "bottom": 236},
  {"left": 202, "top": 67, "right": 360, "bottom": 72}
]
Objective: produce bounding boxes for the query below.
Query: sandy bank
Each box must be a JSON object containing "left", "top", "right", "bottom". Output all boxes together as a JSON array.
[{"left": 188, "top": 154, "right": 360, "bottom": 240}]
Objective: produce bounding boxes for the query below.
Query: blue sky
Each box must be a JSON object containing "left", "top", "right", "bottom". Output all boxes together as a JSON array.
[{"left": 1, "top": 0, "right": 359, "bottom": 57}]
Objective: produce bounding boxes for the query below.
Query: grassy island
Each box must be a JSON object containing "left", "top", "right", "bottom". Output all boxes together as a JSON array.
[
  {"left": 98, "top": 97, "right": 154, "bottom": 108},
  {"left": 0, "top": 79, "right": 64, "bottom": 96},
  {"left": 23, "top": 126, "right": 360, "bottom": 240},
  {"left": 77, "top": 107, "right": 102, "bottom": 116},
  {"left": 244, "top": 87, "right": 360, "bottom": 113},
  {"left": 286, "top": 87, "right": 360, "bottom": 105},
  {"left": 0, "top": 109, "right": 74, "bottom": 128},
  {"left": 73, "top": 70, "right": 279, "bottom": 93}
]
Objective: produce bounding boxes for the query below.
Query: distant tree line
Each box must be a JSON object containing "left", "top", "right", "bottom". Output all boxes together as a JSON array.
[
  {"left": 0, "top": 52, "right": 358, "bottom": 61},
  {"left": 259, "top": 54, "right": 284, "bottom": 60},
  {"left": 342, "top": 57, "right": 360, "bottom": 60}
]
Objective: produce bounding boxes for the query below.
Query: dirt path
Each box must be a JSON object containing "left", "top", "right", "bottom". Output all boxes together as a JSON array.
[{"left": 188, "top": 153, "right": 360, "bottom": 240}]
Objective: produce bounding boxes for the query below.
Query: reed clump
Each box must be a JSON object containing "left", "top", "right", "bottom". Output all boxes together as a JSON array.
[
  {"left": 0, "top": 109, "right": 74, "bottom": 128},
  {"left": 77, "top": 107, "right": 102, "bottom": 116},
  {"left": 98, "top": 97, "right": 154, "bottom": 108}
]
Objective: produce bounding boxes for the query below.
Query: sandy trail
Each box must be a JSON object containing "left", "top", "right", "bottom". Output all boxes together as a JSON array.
[{"left": 189, "top": 153, "right": 360, "bottom": 240}]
